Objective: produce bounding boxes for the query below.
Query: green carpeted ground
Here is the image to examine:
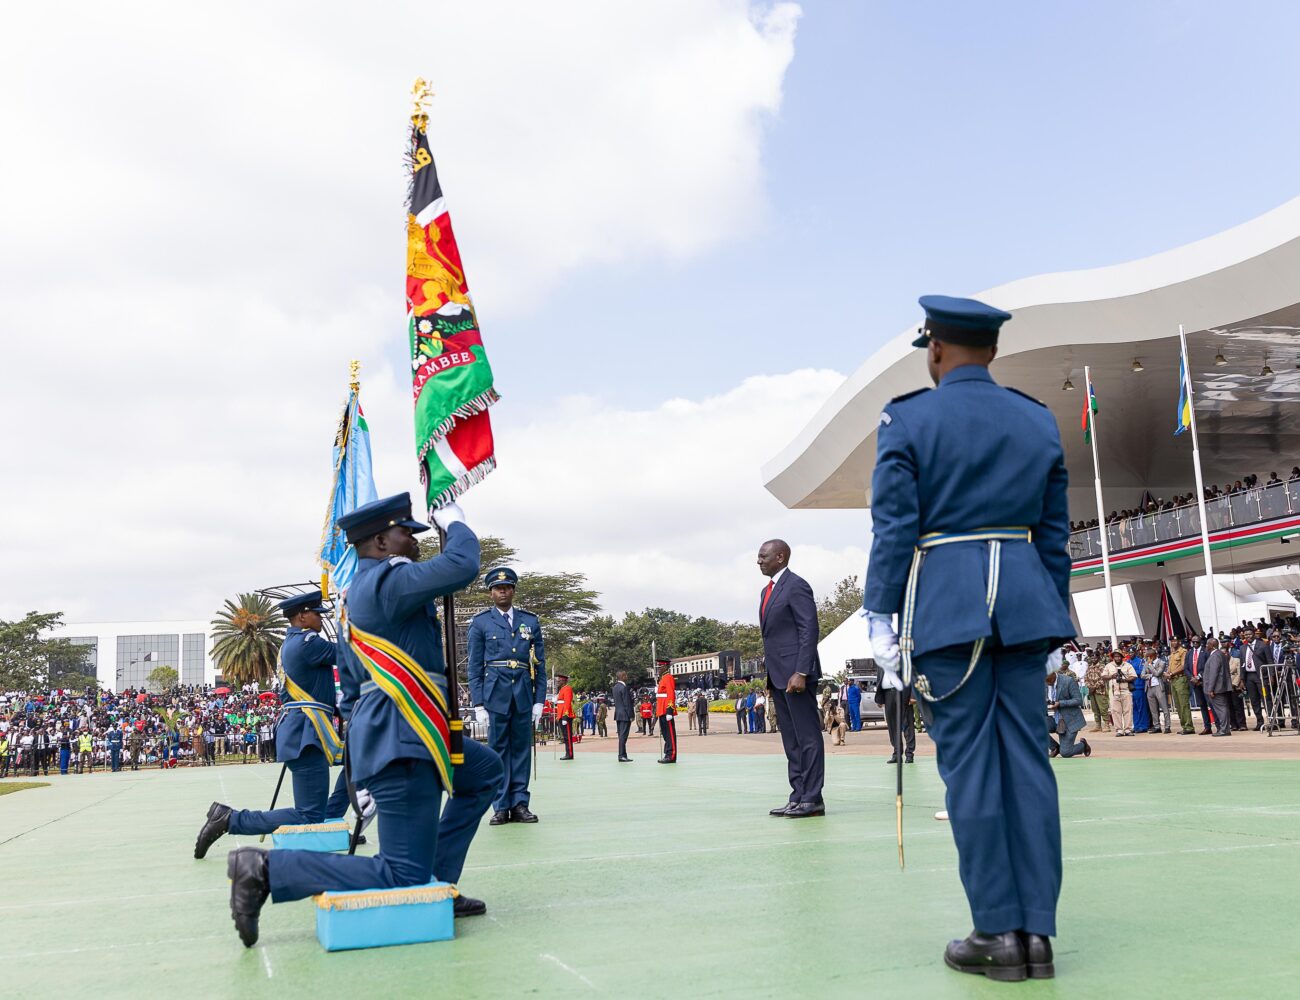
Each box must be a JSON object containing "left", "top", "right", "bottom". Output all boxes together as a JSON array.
[{"left": 2, "top": 753, "right": 1298, "bottom": 998}]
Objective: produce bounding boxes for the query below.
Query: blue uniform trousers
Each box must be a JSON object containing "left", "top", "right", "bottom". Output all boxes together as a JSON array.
[
  {"left": 227, "top": 747, "right": 351, "bottom": 835},
  {"left": 848, "top": 703, "right": 862, "bottom": 731},
  {"left": 919, "top": 638, "right": 1060, "bottom": 937},
  {"left": 488, "top": 708, "right": 533, "bottom": 812},
  {"left": 267, "top": 738, "right": 503, "bottom": 902}
]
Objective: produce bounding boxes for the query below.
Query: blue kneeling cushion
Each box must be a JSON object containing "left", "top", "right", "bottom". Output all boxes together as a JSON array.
[
  {"left": 271, "top": 819, "right": 351, "bottom": 853},
  {"left": 314, "top": 881, "right": 456, "bottom": 951}
]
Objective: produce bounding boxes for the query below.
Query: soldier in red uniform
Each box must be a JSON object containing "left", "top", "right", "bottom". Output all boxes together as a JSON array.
[
  {"left": 656, "top": 665, "right": 678, "bottom": 764},
  {"left": 555, "top": 673, "right": 575, "bottom": 760}
]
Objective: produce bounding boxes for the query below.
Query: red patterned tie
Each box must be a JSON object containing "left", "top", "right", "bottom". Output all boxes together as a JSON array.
[{"left": 761, "top": 581, "right": 774, "bottom": 618}]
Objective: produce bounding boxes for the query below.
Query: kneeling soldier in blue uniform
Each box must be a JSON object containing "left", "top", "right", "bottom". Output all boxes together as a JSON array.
[
  {"left": 864, "top": 297, "right": 1074, "bottom": 981},
  {"left": 224, "top": 493, "right": 504, "bottom": 947},
  {"left": 194, "top": 592, "right": 364, "bottom": 858},
  {"left": 467, "top": 567, "right": 546, "bottom": 825}
]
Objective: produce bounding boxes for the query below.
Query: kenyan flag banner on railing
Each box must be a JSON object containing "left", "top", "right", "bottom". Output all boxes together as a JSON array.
[{"left": 407, "top": 81, "right": 499, "bottom": 512}]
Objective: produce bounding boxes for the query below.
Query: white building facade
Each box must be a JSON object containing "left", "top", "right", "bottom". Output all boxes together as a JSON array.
[{"left": 56, "top": 620, "right": 218, "bottom": 692}]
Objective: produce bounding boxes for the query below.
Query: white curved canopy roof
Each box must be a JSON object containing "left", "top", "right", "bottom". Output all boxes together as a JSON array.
[{"left": 763, "top": 197, "right": 1300, "bottom": 516}]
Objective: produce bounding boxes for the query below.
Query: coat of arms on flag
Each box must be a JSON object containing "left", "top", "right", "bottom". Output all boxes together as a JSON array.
[{"left": 407, "top": 79, "right": 499, "bottom": 512}]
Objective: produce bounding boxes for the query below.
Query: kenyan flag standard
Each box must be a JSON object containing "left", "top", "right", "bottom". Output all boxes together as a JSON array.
[{"left": 406, "top": 85, "right": 499, "bottom": 512}]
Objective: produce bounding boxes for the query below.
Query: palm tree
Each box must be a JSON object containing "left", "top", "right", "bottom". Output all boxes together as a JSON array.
[{"left": 210, "top": 593, "right": 287, "bottom": 687}]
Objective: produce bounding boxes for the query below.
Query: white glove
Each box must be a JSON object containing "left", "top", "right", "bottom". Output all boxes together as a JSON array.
[
  {"left": 431, "top": 502, "right": 466, "bottom": 531},
  {"left": 474, "top": 705, "right": 489, "bottom": 727},
  {"left": 866, "top": 612, "right": 901, "bottom": 674},
  {"left": 531, "top": 703, "right": 543, "bottom": 724},
  {"left": 879, "top": 668, "right": 904, "bottom": 691},
  {"left": 355, "top": 787, "right": 377, "bottom": 832},
  {"left": 1045, "top": 649, "right": 1064, "bottom": 676}
]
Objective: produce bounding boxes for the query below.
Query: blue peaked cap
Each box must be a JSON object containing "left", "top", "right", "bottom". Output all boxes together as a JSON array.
[
  {"left": 912, "top": 295, "right": 1012, "bottom": 348},
  {"left": 336, "top": 492, "right": 430, "bottom": 544},
  {"left": 278, "top": 592, "right": 330, "bottom": 617},
  {"left": 484, "top": 566, "right": 518, "bottom": 589}
]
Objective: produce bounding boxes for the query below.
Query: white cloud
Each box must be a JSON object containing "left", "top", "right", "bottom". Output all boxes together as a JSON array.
[
  {"left": 0, "top": 2, "right": 843, "bottom": 626},
  {"left": 467, "top": 369, "right": 870, "bottom": 621}
]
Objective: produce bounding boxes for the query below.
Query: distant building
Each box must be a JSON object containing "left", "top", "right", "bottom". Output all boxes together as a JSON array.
[
  {"left": 55, "top": 620, "right": 217, "bottom": 692},
  {"left": 668, "top": 650, "right": 742, "bottom": 688}
]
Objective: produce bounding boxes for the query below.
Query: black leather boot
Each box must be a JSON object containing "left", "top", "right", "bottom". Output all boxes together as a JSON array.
[
  {"left": 943, "top": 931, "right": 1027, "bottom": 981},
  {"left": 194, "top": 801, "right": 231, "bottom": 859},
  {"left": 227, "top": 848, "right": 270, "bottom": 948},
  {"left": 511, "top": 804, "right": 539, "bottom": 823},
  {"left": 1020, "top": 932, "right": 1055, "bottom": 979}
]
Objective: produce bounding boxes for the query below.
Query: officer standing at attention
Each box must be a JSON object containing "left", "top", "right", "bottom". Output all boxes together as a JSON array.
[
  {"left": 555, "top": 673, "right": 576, "bottom": 759},
  {"left": 655, "top": 661, "right": 678, "bottom": 763},
  {"left": 222, "top": 493, "right": 505, "bottom": 946},
  {"left": 863, "top": 297, "right": 1074, "bottom": 982},
  {"left": 194, "top": 592, "right": 362, "bottom": 857},
  {"left": 468, "top": 566, "right": 546, "bottom": 826}
]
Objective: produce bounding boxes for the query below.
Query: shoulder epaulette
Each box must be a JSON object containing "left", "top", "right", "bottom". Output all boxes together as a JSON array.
[
  {"left": 889, "top": 387, "right": 930, "bottom": 405},
  {"left": 1006, "top": 386, "right": 1047, "bottom": 408},
  {"left": 471, "top": 608, "right": 493, "bottom": 619}
]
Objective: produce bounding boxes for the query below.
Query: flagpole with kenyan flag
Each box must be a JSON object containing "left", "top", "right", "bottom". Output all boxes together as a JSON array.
[
  {"left": 403, "top": 79, "right": 502, "bottom": 775},
  {"left": 1082, "top": 366, "right": 1119, "bottom": 647},
  {"left": 1175, "top": 324, "right": 1221, "bottom": 633}
]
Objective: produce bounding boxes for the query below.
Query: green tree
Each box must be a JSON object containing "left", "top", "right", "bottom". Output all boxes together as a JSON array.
[
  {"left": 0, "top": 611, "right": 84, "bottom": 690},
  {"left": 147, "top": 665, "right": 179, "bottom": 692},
  {"left": 211, "top": 593, "right": 286, "bottom": 686},
  {"left": 418, "top": 534, "right": 601, "bottom": 652},
  {"left": 817, "top": 574, "right": 862, "bottom": 638}
]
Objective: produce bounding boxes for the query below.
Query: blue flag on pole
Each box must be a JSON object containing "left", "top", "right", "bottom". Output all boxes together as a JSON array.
[{"left": 319, "top": 383, "right": 379, "bottom": 596}]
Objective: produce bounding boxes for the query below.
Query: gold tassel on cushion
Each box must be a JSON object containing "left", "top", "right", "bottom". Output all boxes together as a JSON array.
[
  {"left": 273, "top": 821, "right": 351, "bottom": 834},
  {"left": 313, "top": 884, "right": 459, "bottom": 910}
]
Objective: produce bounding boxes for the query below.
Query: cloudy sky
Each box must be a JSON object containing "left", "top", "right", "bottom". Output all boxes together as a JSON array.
[{"left": 5, "top": 1, "right": 1300, "bottom": 626}]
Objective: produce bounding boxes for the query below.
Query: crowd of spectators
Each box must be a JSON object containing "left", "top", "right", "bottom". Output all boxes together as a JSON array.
[
  {"left": 0, "top": 683, "right": 281, "bottom": 778},
  {"left": 1064, "top": 618, "right": 1300, "bottom": 736},
  {"left": 1070, "top": 468, "right": 1300, "bottom": 533}
]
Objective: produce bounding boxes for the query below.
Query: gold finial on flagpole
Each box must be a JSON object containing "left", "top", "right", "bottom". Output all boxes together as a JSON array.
[
  {"left": 411, "top": 78, "right": 434, "bottom": 128},
  {"left": 349, "top": 359, "right": 361, "bottom": 394}
]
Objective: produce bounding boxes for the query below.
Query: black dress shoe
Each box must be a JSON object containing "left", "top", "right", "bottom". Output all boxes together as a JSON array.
[
  {"left": 1082, "top": 739, "right": 1092, "bottom": 758},
  {"left": 617, "top": 756, "right": 632, "bottom": 762},
  {"left": 511, "top": 804, "right": 539, "bottom": 823},
  {"left": 1048, "top": 743, "right": 1060, "bottom": 758},
  {"left": 943, "top": 931, "right": 1027, "bottom": 982},
  {"left": 1019, "top": 933, "right": 1055, "bottom": 979},
  {"left": 657, "top": 756, "right": 676, "bottom": 764},
  {"left": 885, "top": 754, "right": 899, "bottom": 764},
  {"left": 905, "top": 754, "right": 914, "bottom": 764},
  {"left": 453, "top": 894, "right": 487, "bottom": 918},
  {"left": 769, "top": 802, "right": 795, "bottom": 816},
  {"left": 194, "top": 801, "right": 231, "bottom": 859},
  {"left": 227, "top": 847, "right": 270, "bottom": 948},
  {"left": 354, "top": 834, "right": 367, "bottom": 846},
  {"left": 784, "top": 801, "right": 826, "bottom": 818},
  {"left": 1199, "top": 729, "right": 1212, "bottom": 735},
  {"left": 489, "top": 810, "right": 511, "bottom": 826},
  {"left": 559, "top": 754, "right": 574, "bottom": 760}
]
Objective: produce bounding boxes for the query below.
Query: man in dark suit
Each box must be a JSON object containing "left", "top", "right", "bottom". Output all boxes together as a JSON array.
[
  {"left": 1186, "top": 636, "right": 1213, "bottom": 734},
  {"left": 1202, "top": 638, "right": 1232, "bottom": 736},
  {"left": 1241, "top": 628, "right": 1268, "bottom": 729},
  {"left": 695, "top": 691, "right": 709, "bottom": 735},
  {"left": 874, "top": 673, "right": 915, "bottom": 763},
  {"left": 612, "top": 672, "right": 633, "bottom": 762},
  {"left": 757, "top": 538, "right": 824, "bottom": 819}
]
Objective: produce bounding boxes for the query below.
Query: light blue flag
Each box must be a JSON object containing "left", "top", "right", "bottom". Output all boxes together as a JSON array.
[{"left": 319, "top": 389, "right": 379, "bottom": 595}]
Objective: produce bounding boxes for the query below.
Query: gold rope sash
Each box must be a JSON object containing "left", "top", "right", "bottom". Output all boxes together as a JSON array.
[{"left": 346, "top": 619, "right": 459, "bottom": 794}]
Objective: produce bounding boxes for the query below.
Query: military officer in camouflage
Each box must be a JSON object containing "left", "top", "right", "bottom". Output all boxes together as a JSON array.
[
  {"left": 864, "top": 296, "right": 1075, "bottom": 982},
  {"left": 468, "top": 567, "right": 546, "bottom": 825}
]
